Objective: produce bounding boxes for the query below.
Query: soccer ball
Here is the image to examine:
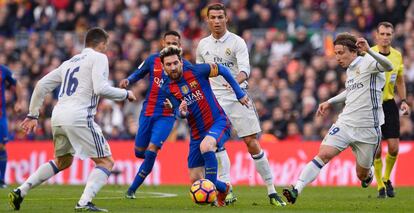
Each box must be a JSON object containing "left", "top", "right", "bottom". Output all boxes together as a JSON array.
[{"left": 189, "top": 179, "right": 217, "bottom": 205}]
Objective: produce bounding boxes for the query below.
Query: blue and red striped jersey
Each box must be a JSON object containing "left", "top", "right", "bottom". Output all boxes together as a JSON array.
[
  {"left": 127, "top": 53, "right": 192, "bottom": 117},
  {"left": 0, "top": 65, "right": 17, "bottom": 118},
  {"left": 161, "top": 63, "right": 245, "bottom": 140}
]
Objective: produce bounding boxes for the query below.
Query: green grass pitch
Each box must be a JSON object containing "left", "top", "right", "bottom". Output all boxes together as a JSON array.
[{"left": 1, "top": 185, "right": 413, "bottom": 212}]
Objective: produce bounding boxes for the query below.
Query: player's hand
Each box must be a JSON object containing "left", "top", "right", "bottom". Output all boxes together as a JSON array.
[
  {"left": 317, "top": 101, "right": 331, "bottom": 117},
  {"left": 238, "top": 95, "right": 250, "bottom": 109},
  {"left": 356, "top": 38, "right": 370, "bottom": 52},
  {"left": 20, "top": 117, "right": 38, "bottom": 134},
  {"left": 179, "top": 100, "right": 188, "bottom": 116},
  {"left": 400, "top": 101, "right": 410, "bottom": 116},
  {"left": 119, "top": 79, "right": 129, "bottom": 89},
  {"left": 164, "top": 98, "right": 173, "bottom": 109},
  {"left": 126, "top": 90, "right": 136, "bottom": 102}
]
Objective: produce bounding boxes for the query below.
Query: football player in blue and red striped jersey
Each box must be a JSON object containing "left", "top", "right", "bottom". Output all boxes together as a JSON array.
[
  {"left": 120, "top": 31, "right": 191, "bottom": 199},
  {"left": 159, "top": 46, "right": 249, "bottom": 207}
]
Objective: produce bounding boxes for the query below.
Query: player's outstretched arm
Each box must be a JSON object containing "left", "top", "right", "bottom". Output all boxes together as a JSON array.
[
  {"left": 317, "top": 102, "right": 331, "bottom": 117},
  {"left": 356, "top": 38, "right": 393, "bottom": 71},
  {"left": 92, "top": 54, "right": 130, "bottom": 101},
  {"left": 317, "top": 90, "right": 348, "bottom": 117},
  {"left": 28, "top": 67, "right": 63, "bottom": 119},
  {"left": 123, "top": 57, "right": 153, "bottom": 87}
]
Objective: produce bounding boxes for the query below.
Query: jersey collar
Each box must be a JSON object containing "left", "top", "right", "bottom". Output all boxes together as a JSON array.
[
  {"left": 210, "top": 31, "right": 230, "bottom": 43},
  {"left": 349, "top": 56, "right": 362, "bottom": 68},
  {"left": 82, "top": 48, "right": 94, "bottom": 53}
]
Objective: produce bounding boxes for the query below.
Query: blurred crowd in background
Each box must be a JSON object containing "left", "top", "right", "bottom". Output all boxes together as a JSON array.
[{"left": 1, "top": 0, "right": 414, "bottom": 142}]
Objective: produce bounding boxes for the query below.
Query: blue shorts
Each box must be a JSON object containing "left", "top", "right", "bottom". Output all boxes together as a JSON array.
[
  {"left": 135, "top": 115, "right": 175, "bottom": 149},
  {"left": 0, "top": 118, "right": 8, "bottom": 144},
  {"left": 188, "top": 119, "right": 231, "bottom": 168}
]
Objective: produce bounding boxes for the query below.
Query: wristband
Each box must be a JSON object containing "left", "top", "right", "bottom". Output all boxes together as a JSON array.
[{"left": 27, "top": 115, "right": 39, "bottom": 120}]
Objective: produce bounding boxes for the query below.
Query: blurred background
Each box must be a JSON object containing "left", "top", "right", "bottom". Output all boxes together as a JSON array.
[{"left": 1, "top": 0, "right": 414, "bottom": 143}]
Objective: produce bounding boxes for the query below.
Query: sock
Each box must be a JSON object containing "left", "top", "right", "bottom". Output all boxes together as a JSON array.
[
  {"left": 78, "top": 166, "right": 111, "bottom": 206},
  {"left": 383, "top": 153, "right": 397, "bottom": 181},
  {"left": 252, "top": 151, "right": 276, "bottom": 195},
  {"left": 0, "top": 149, "right": 7, "bottom": 182},
  {"left": 373, "top": 158, "right": 385, "bottom": 190},
  {"left": 18, "top": 161, "right": 59, "bottom": 197},
  {"left": 129, "top": 150, "right": 157, "bottom": 192},
  {"left": 202, "top": 151, "right": 227, "bottom": 193},
  {"left": 215, "top": 148, "right": 231, "bottom": 183},
  {"left": 295, "top": 156, "right": 325, "bottom": 194}
]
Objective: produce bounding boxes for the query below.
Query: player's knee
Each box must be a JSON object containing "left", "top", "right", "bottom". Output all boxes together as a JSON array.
[
  {"left": 147, "top": 143, "right": 160, "bottom": 153},
  {"left": 388, "top": 146, "right": 399, "bottom": 156},
  {"left": 0, "top": 144, "right": 5, "bottom": 151},
  {"left": 135, "top": 149, "right": 146, "bottom": 159},
  {"left": 55, "top": 155, "right": 73, "bottom": 170},
  {"left": 199, "top": 142, "right": 214, "bottom": 153},
  {"left": 374, "top": 148, "right": 382, "bottom": 159}
]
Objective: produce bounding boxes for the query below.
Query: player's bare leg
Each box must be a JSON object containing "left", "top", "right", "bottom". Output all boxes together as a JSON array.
[
  {"left": 9, "top": 154, "right": 73, "bottom": 210},
  {"left": 76, "top": 156, "right": 114, "bottom": 212},
  {"left": 284, "top": 145, "right": 339, "bottom": 204}
]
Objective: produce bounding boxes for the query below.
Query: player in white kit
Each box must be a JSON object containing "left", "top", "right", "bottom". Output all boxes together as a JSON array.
[
  {"left": 196, "top": 3, "right": 285, "bottom": 206},
  {"left": 283, "top": 33, "right": 394, "bottom": 204},
  {"left": 9, "top": 27, "right": 136, "bottom": 212}
]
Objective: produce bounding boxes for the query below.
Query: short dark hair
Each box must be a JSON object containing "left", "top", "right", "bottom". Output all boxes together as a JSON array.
[
  {"left": 164, "top": 30, "right": 181, "bottom": 39},
  {"left": 160, "top": 46, "right": 182, "bottom": 63},
  {"left": 207, "top": 3, "right": 227, "bottom": 17},
  {"left": 85, "top": 27, "right": 109, "bottom": 47},
  {"left": 377, "top": 21, "right": 394, "bottom": 31},
  {"left": 334, "top": 33, "right": 358, "bottom": 53}
]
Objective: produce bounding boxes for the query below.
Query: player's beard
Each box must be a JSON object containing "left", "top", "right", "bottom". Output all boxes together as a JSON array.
[{"left": 169, "top": 68, "right": 182, "bottom": 81}]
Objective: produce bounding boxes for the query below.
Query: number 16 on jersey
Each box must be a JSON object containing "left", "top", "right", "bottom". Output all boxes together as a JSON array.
[{"left": 59, "top": 66, "right": 80, "bottom": 97}]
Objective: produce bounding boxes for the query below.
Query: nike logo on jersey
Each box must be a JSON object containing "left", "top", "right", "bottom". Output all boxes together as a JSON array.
[{"left": 208, "top": 131, "right": 218, "bottom": 135}]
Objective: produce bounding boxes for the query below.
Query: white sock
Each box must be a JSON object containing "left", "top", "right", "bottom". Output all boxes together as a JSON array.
[
  {"left": 18, "top": 161, "right": 59, "bottom": 197},
  {"left": 295, "top": 156, "right": 325, "bottom": 194},
  {"left": 216, "top": 149, "right": 231, "bottom": 183},
  {"left": 78, "top": 167, "right": 111, "bottom": 206},
  {"left": 253, "top": 151, "right": 276, "bottom": 195}
]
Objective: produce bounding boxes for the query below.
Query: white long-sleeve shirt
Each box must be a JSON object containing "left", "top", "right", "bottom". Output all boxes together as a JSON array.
[
  {"left": 336, "top": 54, "right": 388, "bottom": 128},
  {"left": 29, "top": 48, "right": 127, "bottom": 126},
  {"left": 196, "top": 31, "right": 250, "bottom": 96}
]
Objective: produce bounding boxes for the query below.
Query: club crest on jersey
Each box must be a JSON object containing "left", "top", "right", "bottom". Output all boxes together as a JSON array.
[
  {"left": 190, "top": 81, "right": 198, "bottom": 89},
  {"left": 355, "top": 68, "right": 360, "bottom": 75},
  {"left": 225, "top": 48, "right": 231, "bottom": 56},
  {"left": 181, "top": 85, "right": 190, "bottom": 94}
]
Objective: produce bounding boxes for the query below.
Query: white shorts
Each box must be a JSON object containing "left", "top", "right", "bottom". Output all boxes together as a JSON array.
[
  {"left": 52, "top": 124, "right": 112, "bottom": 160},
  {"left": 215, "top": 91, "right": 261, "bottom": 137},
  {"left": 322, "top": 122, "right": 381, "bottom": 169}
]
